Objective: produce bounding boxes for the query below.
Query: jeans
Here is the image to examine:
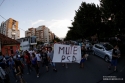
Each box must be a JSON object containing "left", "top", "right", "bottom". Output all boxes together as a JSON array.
[
  {"left": 51, "top": 62, "right": 55, "bottom": 67},
  {"left": 32, "top": 64, "right": 39, "bottom": 74},
  {"left": 27, "top": 63, "right": 32, "bottom": 73}
]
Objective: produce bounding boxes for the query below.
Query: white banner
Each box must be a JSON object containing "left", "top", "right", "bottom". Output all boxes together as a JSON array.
[{"left": 52, "top": 44, "right": 81, "bottom": 63}]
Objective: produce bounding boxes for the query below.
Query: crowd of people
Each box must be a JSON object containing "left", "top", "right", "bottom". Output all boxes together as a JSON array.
[
  {"left": 0, "top": 41, "right": 121, "bottom": 83},
  {"left": 0, "top": 45, "right": 60, "bottom": 83}
]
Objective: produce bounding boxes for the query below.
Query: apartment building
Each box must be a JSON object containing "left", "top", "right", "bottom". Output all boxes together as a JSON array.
[
  {"left": 25, "top": 28, "right": 36, "bottom": 37},
  {"left": 0, "top": 18, "right": 20, "bottom": 39},
  {"left": 25, "top": 25, "right": 55, "bottom": 43},
  {"left": 0, "top": 22, "right": 6, "bottom": 36},
  {"left": 49, "top": 31, "right": 54, "bottom": 42},
  {"left": 36, "top": 26, "right": 44, "bottom": 42}
]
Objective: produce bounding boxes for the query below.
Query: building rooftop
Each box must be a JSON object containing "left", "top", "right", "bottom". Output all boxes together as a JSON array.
[{"left": 0, "top": 33, "right": 20, "bottom": 45}]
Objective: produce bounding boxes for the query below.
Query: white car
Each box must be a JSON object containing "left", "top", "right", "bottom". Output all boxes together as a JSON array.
[{"left": 92, "top": 43, "right": 113, "bottom": 62}]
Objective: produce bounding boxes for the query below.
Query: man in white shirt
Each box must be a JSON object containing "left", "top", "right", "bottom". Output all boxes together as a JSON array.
[
  {"left": 28, "top": 49, "right": 34, "bottom": 57},
  {"left": 85, "top": 42, "right": 90, "bottom": 50},
  {"left": 35, "top": 50, "right": 41, "bottom": 68}
]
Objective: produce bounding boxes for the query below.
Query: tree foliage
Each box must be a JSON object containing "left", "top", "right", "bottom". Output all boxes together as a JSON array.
[
  {"left": 65, "top": 0, "right": 125, "bottom": 40},
  {"left": 100, "top": 0, "right": 125, "bottom": 35},
  {"left": 53, "top": 38, "right": 61, "bottom": 42}
]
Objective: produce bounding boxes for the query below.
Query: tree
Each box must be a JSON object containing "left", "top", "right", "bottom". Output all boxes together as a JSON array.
[
  {"left": 100, "top": 0, "right": 125, "bottom": 36},
  {"left": 53, "top": 38, "right": 61, "bottom": 42},
  {"left": 64, "top": 29, "right": 81, "bottom": 40},
  {"left": 65, "top": 0, "right": 125, "bottom": 41},
  {"left": 65, "top": 2, "right": 101, "bottom": 40}
]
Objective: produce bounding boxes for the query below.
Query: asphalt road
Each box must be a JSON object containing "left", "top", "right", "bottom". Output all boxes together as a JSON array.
[{"left": 9, "top": 54, "right": 125, "bottom": 83}]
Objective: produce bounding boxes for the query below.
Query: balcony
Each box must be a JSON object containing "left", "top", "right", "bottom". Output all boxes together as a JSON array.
[
  {"left": 12, "top": 27, "right": 16, "bottom": 31},
  {"left": 27, "top": 30, "right": 31, "bottom": 33},
  {"left": 11, "top": 32, "right": 16, "bottom": 35}
]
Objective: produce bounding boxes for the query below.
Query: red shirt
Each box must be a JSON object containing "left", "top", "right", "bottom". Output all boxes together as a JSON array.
[{"left": 24, "top": 55, "right": 30, "bottom": 64}]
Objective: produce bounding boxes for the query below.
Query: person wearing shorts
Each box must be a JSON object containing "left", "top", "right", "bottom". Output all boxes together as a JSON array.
[{"left": 108, "top": 45, "right": 120, "bottom": 71}]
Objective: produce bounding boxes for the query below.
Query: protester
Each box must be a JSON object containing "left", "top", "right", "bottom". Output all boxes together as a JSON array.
[
  {"left": 14, "top": 60, "right": 26, "bottom": 83},
  {"left": 31, "top": 53, "right": 39, "bottom": 78},
  {"left": 28, "top": 49, "right": 34, "bottom": 58},
  {"left": 24, "top": 51, "right": 32, "bottom": 74},
  {"left": 20, "top": 50, "right": 25, "bottom": 62},
  {"left": 80, "top": 45, "right": 87, "bottom": 68},
  {"left": 9, "top": 58, "right": 18, "bottom": 82},
  {"left": 108, "top": 44, "right": 120, "bottom": 71},
  {"left": 35, "top": 50, "right": 42, "bottom": 68},
  {"left": 0, "top": 66, "right": 7, "bottom": 83},
  {"left": 48, "top": 47, "right": 57, "bottom": 72},
  {"left": 41, "top": 48, "right": 49, "bottom": 72}
]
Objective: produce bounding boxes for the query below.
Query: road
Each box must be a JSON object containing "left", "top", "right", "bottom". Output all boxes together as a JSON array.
[{"left": 9, "top": 54, "right": 125, "bottom": 83}]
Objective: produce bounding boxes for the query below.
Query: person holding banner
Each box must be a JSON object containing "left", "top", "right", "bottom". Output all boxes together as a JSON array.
[
  {"left": 80, "top": 45, "right": 87, "bottom": 68},
  {"left": 62, "top": 41, "right": 74, "bottom": 68}
]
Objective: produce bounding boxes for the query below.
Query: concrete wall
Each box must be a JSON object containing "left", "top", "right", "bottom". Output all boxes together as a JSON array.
[
  {"left": 7, "top": 27, "right": 20, "bottom": 39},
  {"left": 15, "top": 30, "right": 20, "bottom": 39},
  {"left": 8, "top": 29, "right": 12, "bottom": 38},
  {"left": 20, "top": 41, "right": 30, "bottom": 51}
]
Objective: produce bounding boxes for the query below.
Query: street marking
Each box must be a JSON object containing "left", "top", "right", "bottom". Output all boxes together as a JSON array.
[
  {"left": 96, "top": 71, "right": 114, "bottom": 83},
  {"left": 97, "top": 65, "right": 125, "bottom": 83},
  {"left": 120, "top": 66, "right": 125, "bottom": 72}
]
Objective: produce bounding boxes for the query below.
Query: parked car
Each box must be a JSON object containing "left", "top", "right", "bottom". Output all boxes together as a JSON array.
[{"left": 92, "top": 42, "right": 114, "bottom": 62}]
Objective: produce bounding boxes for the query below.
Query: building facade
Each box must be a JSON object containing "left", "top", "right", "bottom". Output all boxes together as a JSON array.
[
  {"left": 17, "top": 36, "right": 37, "bottom": 51},
  {"left": 25, "top": 25, "right": 55, "bottom": 43},
  {"left": 36, "top": 26, "right": 44, "bottom": 42},
  {"left": 0, "top": 22, "right": 6, "bottom": 36},
  {"left": 0, "top": 33, "right": 20, "bottom": 56},
  {"left": 0, "top": 18, "right": 20, "bottom": 39}
]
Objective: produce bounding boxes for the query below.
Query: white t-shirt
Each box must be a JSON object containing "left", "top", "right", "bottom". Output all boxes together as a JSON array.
[
  {"left": 29, "top": 50, "right": 34, "bottom": 57},
  {"left": 35, "top": 53, "right": 41, "bottom": 61},
  {"left": 13, "top": 55, "right": 16, "bottom": 59},
  {"left": 3, "top": 57, "right": 6, "bottom": 62},
  {"left": 86, "top": 43, "right": 89, "bottom": 48}
]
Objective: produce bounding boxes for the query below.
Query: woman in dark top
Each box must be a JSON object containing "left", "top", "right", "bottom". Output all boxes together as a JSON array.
[
  {"left": 80, "top": 45, "right": 87, "bottom": 68},
  {"left": 31, "top": 53, "right": 39, "bottom": 78}
]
